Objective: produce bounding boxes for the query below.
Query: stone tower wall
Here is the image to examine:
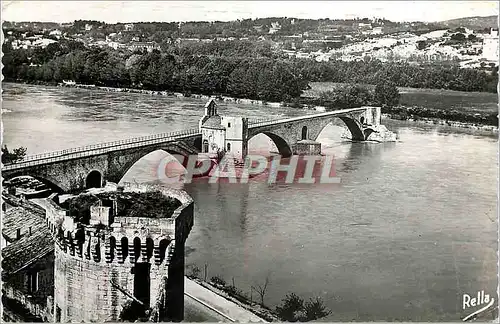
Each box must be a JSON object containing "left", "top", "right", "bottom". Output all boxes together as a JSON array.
[{"left": 47, "top": 184, "right": 194, "bottom": 322}]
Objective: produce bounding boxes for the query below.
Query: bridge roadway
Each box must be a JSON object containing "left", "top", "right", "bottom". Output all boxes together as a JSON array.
[{"left": 1, "top": 107, "right": 370, "bottom": 172}]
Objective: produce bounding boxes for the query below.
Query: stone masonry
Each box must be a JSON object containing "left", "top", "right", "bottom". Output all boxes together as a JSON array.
[{"left": 46, "top": 183, "right": 194, "bottom": 322}]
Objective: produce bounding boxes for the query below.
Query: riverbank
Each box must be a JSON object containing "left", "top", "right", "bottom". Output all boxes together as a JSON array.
[
  {"left": 4, "top": 79, "right": 284, "bottom": 108},
  {"left": 4, "top": 80, "right": 498, "bottom": 129},
  {"left": 381, "top": 114, "right": 498, "bottom": 135},
  {"left": 59, "top": 82, "right": 281, "bottom": 105},
  {"left": 185, "top": 276, "right": 275, "bottom": 322},
  {"left": 381, "top": 105, "right": 498, "bottom": 127},
  {"left": 186, "top": 275, "right": 279, "bottom": 322}
]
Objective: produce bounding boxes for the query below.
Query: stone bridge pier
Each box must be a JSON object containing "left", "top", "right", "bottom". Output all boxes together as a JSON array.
[{"left": 245, "top": 106, "right": 382, "bottom": 158}]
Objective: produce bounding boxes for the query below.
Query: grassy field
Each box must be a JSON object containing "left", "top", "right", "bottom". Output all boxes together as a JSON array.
[{"left": 305, "top": 82, "right": 498, "bottom": 114}]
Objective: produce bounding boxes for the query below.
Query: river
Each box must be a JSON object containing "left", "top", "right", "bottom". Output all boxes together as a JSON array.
[{"left": 1, "top": 83, "right": 498, "bottom": 321}]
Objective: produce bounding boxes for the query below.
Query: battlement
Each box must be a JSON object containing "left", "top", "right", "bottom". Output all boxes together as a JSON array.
[
  {"left": 54, "top": 230, "right": 176, "bottom": 266},
  {"left": 51, "top": 183, "right": 194, "bottom": 322},
  {"left": 44, "top": 183, "right": 194, "bottom": 265}
]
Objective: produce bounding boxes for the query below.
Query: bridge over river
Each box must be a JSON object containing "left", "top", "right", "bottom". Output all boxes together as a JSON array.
[{"left": 2, "top": 106, "right": 383, "bottom": 192}]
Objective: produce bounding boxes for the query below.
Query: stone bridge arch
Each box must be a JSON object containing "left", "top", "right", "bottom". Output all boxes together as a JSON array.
[
  {"left": 305, "top": 115, "right": 366, "bottom": 142},
  {"left": 106, "top": 143, "right": 198, "bottom": 185},
  {"left": 247, "top": 112, "right": 368, "bottom": 157},
  {"left": 246, "top": 131, "right": 293, "bottom": 157}
]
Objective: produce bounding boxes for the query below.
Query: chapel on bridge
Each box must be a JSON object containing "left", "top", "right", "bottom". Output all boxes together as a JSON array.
[{"left": 198, "top": 98, "right": 248, "bottom": 161}]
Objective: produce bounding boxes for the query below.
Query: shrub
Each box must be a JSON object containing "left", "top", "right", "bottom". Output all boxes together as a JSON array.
[
  {"left": 304, "top": 297, "right": 331, "bottom": 321},
  {"left": 119, "top": 300, "right": 145, "bottom": 322},
  {"left": 276, "top": 293, "right": 305, "bottom": 322},
  {"left": 1, "top": 145, "right": 27, "bottom": 164},
  {"left": 374, "top": 80, "right": 400, "bottom": 108},
  {"left": 210, "top": 275, "right": 226, "bottom": 287},
  {"left": 188, "top": 265, "right": 201, "bottom": 278},
  {"left": 276, "top": 293, "right": 331, "bottom": 322}
]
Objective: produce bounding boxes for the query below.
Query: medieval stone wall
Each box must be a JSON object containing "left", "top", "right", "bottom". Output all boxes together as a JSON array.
[{"left": 47, "top": 184, "right": 194, "bottom": 322}]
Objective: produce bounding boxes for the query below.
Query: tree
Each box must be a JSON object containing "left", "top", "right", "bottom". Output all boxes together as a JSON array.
[
  {"left": 1, "top": 146, "right": 27, "bottom": 164},
  {"left": 467, "top": 34, "right": 477, "bottom": 42},
  {"left": 373, "top": 80, "right": 400, "bottom": 108},
  {"left": 320, "top": 84, "right": 373, "bottom": 110},
  {"left": 416, "top": 40, "right": 427, "bottom": 50},
  {"left": 275, "top": 293, "right": 305, "bottom": 322},
  {"left": 276, "top": 293, "right": 331, "bottom": 322},
  {"left": 251, "top": 276, "right": 270, "bottom": 305},
  {"left": 450, "top": 33, "right": 466, "bottom": 42},
  {"left": 304, "top": 297, "right": 331, "bottom": 321}
]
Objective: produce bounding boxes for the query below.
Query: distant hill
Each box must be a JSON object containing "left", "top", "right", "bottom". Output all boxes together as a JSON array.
[{"left": 437, "top": 15, "right": 498, "bottom": 30}]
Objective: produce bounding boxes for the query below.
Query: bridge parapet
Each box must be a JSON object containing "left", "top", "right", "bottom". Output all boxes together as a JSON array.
[
  {"left": 247, "top": 117, "right": 286, "bottom": 126},
  {"left": 2, "top": 128, "right": 200, "bottom": 170}
]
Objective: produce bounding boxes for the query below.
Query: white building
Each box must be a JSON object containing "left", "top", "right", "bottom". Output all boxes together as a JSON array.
[
  {"left": 128, "top": 42, "right": 160, "bottom": 52},
  {"left": 371, "top": 27, "right": 383, "bottom": 35},
  {"left": 482, "top": 28, "right": 499, "bottom": 61},
  {"left": 269, "top": 22, "right": 281, "bottom": 34},
  {"left": 49, "top": 29, "right": 62, "bottom": 36}
]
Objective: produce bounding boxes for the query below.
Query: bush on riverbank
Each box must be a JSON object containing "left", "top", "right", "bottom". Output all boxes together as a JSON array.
[
  {"left": 383, "top": 106, "right": 498, "bottom": 126},
  {"left": 187, "top": 264, "right": 331, "bottom": 322},
  {"left": 311, "top": 80, "right": 400, "bottom": 110},
  {"left": 275, "top": 293, "right": 331, "bottom": 322}
]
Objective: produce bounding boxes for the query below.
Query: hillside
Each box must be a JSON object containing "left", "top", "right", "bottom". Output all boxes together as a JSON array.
[{"left": 437, "top": 15, "right": 498, "bottom": 30}]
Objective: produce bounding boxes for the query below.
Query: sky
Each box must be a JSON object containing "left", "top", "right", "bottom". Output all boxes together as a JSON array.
[{"left": 2, "top": 1, "right": 499, "bottom": 24}]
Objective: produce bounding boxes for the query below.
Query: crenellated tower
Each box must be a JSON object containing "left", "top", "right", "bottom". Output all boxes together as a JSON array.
[{"left": 43, "top": 183, "right": 194, "bottom": 322}]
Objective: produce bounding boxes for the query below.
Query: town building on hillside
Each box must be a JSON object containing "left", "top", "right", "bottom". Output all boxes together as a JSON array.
[
  {"left": 175, "top": 38, "right": 201, "bottom": 46},
  {"left": 124, "top": 23, "right": 134, "bottom": 31},
  {"left": 129, "top": 42, "right": 160, "bottom": 52},
  {"left": 269, "top": 22, "right": 281, "bottom": 34},
  {"left": 318, "top": 24, "right": 342, "bottom": 34},
  {"left": 60, "top": 22, "right": 74, "bottom": 28},
  {"left": 253, "top": 25, "right": 264, "bottom": 33},
  {"left": 371, "top": 27, "right": 384, "bottom": 35},
  {"left": 482, "top": 28, "right": 499, "bottom": 61},
  {"left": 49, "top": 30, "right": 62, "bottom": 37},
  {"left": 354, "top": 22, "right": 372, "bottom": 30}
]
